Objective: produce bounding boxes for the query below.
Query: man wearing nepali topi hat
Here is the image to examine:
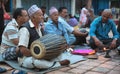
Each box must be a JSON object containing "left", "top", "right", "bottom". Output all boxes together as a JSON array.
[
  {"left": 44, "top": 7, "right": 76, "bottom": 45},
  {"left": 17, "top": 5, "right": 70, "bottom": 69}
]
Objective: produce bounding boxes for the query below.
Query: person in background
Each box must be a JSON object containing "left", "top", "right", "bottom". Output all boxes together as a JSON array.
[
  {"left": 1, "top": 8, "right": 29, "bottom": 60},
  {"left": 98, "top": 9, "right": 104, "bottom": 16},
  {"left": 74, "top": 10, "right": 80, "bottom": 21},
  {"left": 67, "top": 14, "right": 81, "bottom": 30},
  {"left": 79, "top": 4, "right": 90, "bottom": 28},
  {"left": 18, "top": 5, "right": 70, "bottom": 69},
  {"left": 111, "top": 6, "right": 116, "bottom": 16},
  {"left": 0, "top": 0, "right": 4, "bottom": 45},
  {"left": 68, "top": 14, "right": 79, "bottom": 28},
  {"left": 85, "top": 8, "right": 96, "bottom": 28},
  {"left": 41, "top": 6, "right": 48, "bottom": 22},
  {"left": 89, "top": 9, "right": 120, "bottom": 52},
  {"left": 58, "top": 7, "right": 88, "bottom": 45}
]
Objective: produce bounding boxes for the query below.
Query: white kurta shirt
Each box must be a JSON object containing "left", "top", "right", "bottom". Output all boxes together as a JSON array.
[
  {"left": 18, "top": 20, "right": 61, "bottom": 69},
  {"left": 18, "top": 20, "right": 42, "bottom": 48}
]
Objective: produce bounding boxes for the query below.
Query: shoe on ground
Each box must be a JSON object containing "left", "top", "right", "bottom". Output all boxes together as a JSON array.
[
  {"left": 12, "top": 69, "right": 27, "bottom": 74},
  {"left": 0, "top": 67, "right": 7, "bottom": 73},
  {"left": 59, "top": 59, "right": 70, "bottom": 66},
  {"left": 86, "top": 54, "right": 98, "bottom": 59}
]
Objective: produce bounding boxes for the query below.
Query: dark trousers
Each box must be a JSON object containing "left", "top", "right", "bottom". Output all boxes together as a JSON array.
[
  {"left": 89, "top": 38, "right": 120, "bottom": 49},
  {"left": 73, "top": 36, "right": 86, "bottom": 45},
  {"left": 0, "top": 27, "right": 4, "bottom": 44}
]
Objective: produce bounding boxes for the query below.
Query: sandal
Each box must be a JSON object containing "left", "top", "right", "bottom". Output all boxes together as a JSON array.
[
  {"left": 12, "top": 70, "right": 27, "bottom": 74},
  {"left": 0, "top": 67, "right": 7, "bottom": 73}
]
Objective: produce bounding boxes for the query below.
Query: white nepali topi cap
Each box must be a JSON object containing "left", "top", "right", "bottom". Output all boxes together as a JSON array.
[
  {"left": 28, "top": 5, "right": 40, "bottom": 16},
  {"left": 49, "top": 7, "right": 58, "bottom": 15}
]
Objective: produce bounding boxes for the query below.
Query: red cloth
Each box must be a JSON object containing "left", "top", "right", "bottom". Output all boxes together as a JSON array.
[{"left": 4, "top": 13, "right": 11, "bottom": 20}]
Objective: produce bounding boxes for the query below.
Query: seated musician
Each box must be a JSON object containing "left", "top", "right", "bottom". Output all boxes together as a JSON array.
[
  {"left": 44, "top": 7, "right": 76, "bottom": 45},
  {"left": 18, "top": 5, "right": 70, "bottom": 69},
  {"left": 0, "top": 8, "right": 29, "bottom": 60}
]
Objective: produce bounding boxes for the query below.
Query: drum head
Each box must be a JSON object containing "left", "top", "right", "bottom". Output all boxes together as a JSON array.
[{"left": 30, "top": 40, "right": 46, "bottom": 59}]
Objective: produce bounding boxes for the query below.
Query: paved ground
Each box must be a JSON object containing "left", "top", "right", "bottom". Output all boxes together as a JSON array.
[
  {"left": 0, "top": 50, "right": 120, "bottom": 74},
  {"left": 46, "top": 51, "right": 120, "bottom": 74}
]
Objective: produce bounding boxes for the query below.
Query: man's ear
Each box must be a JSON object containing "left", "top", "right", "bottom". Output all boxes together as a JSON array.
[{"left": 17, "top": 16, "right": 21, "bottom": 20}]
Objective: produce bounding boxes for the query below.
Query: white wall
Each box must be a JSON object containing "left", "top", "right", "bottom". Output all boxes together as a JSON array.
[
  {"left": 16, "top": 0, "right": 22, "bottom": 8},
  {"left": 71, "top": 0, "right": 75, "bottom": 16}
]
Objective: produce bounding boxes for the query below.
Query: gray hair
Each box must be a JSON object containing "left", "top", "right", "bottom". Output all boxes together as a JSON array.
[{"left": 103, "top": 9, "right": 112, "bottom": 14}]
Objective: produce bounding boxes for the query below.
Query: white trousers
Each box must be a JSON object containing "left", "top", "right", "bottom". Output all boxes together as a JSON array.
[{"left": 18, "top": 56, "right": 61, "bottom": 69}]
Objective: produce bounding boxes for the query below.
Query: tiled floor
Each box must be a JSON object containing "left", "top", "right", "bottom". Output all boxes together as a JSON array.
[
  {"left": 0, "top": 50, "right": 120, "bottom": 74},
  {"left": 45, "top": 51, "right": 120, "bottom": 74}
]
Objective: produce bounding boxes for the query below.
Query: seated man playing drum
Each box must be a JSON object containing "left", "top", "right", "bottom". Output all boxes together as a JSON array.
[
  {"left": 18, "top": 5, "right": 70, "bottom": 69},
  {"left": 44, "top": 7, "right": 75, "bottom": 45}
]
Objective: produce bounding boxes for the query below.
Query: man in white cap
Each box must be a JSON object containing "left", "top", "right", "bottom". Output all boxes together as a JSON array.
[{"left": 18, "top": 5, "right": 70, "bottom": 69}]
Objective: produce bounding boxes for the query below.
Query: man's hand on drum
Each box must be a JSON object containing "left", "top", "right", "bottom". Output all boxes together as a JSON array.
[{"left": 19, "top": 46, "right": 31, "bottom": 57}]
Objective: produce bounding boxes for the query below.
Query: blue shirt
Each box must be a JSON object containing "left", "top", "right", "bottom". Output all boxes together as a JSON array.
[
  {"left": 58, "top": 16, "right": 74, "bottom": 33},
  {"left": 90, "top": 16, "right": 119, "bottom": 39},
  {"left": 44, "top": 19, "right": 75, "bottom": 45}
]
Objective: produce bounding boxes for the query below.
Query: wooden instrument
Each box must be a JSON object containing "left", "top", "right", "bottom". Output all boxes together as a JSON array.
[{"left": 30, "top": 34, "right": 67, "bottom": 60}]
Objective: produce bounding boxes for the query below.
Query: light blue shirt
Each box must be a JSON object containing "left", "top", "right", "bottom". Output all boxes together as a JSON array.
[
  {"left": 90, "top": 16, "right": 119, "bottom": 39},
  {"left": 58, "top": 16, "right": 74, "bottom": 33},
  {"left": 44, "top": 19, "right": 75, "bottom": 45}
]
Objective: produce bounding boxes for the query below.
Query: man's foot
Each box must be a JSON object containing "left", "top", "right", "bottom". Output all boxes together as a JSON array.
[{"left": 59, "top": 59, "right": 70, "bottom": 66}]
